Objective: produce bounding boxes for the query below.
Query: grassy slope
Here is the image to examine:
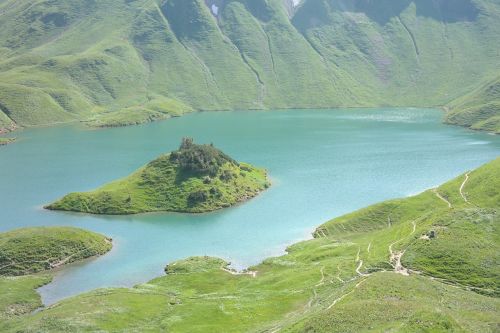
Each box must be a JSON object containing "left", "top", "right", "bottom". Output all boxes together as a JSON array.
[
  {"left": 0, "top": 275, "right": 52, "bottom": 320},
  {"left": 0, "top": 0, "right": 499, "bottom": 131},
  {"left": 445, "top": 74, "right": 500, "bottom": 133},
  {"left": 46, "top": 143, "right": 270, "bottom": 214},
  {"left": 0, "top": 227, "right": 112, "bottom": 276},
  {"left": 0, "top": 227, "right": 112, "bottom": 324},
  {"left": 292, "top": 0, "right": 500, "bottom": 107},
  {"left": 6, "top": 158, "right": 499, "bottom": 332}
]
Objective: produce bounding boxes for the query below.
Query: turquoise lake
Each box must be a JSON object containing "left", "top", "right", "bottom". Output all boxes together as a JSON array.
[{"left": 1, "top": 108, "right": 499, "bottom": 305}]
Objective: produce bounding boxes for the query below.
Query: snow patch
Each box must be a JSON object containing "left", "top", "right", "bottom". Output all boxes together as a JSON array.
[{"left": 211, "top": 4, "right": 219, "bottom": 16}]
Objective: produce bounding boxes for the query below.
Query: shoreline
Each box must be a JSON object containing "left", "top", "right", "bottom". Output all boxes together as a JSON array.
[
  {"left": 0, "top": 137, "right": 15, "bottom": 146},
  {"left": 1, "top": 106, "right": 444, "bottom": 134}
]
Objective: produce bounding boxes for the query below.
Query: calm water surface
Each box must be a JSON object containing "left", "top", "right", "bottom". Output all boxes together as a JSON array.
[{"left": 1, "top": 108, "right": 499, "bottom": 305}]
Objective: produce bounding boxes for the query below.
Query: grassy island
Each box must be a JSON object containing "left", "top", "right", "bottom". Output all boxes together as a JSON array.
[
  {"left": 0, "top": 227, "right": 112, "bottom": 319},
  {"left": 46, "top": 138, "right": 270, "bottom": 215},
  {"left": 4, "top": 159, "right": 498, "bottom": 332}
]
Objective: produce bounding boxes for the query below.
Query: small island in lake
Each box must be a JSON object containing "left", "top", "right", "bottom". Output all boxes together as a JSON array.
[{"left": 46, "top": 138, "right": 270, "bottom": 215}]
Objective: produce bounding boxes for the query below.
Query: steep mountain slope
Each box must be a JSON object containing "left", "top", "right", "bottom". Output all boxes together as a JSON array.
[
  {"left": 3, "top": 159, "right": 499, "bottom": 332},
  {"left": 293, "top": 0, "right": 500, "bottom": 106},
  {"left": 445, "top": 74, "right": 500, "bottom": 133},
  {"left": 0, "top": 0, "right": 499, "bottom": 132}
]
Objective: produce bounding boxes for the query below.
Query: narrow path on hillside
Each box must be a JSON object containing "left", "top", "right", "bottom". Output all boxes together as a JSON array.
[
  {"left": 433, "top": 189, "right": 452, "bottom": 208},
  {"left": 354, "top": 246, "right": 371, "bottom": 277},
  {"left": 460, "top": 172, "right": 470, "bottom": 203},
  {"left": 336, "top": 265, "right": 345, "bottom": 283},
  {"left": 388, "top": 220, "right": 417, "bottom": 276},
  {"left": 326, "top": 278, "right": 368, "bottom": 310},
  {"left": 315, "top": 266, "right": 326, "bottom": 287}
]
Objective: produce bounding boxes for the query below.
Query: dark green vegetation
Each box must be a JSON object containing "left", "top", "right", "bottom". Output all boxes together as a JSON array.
[
  {"left": 0, "top": 227, "right": 112, "bottom": 276},
  {"left": 0, "top": 0, "right": 499, "bottom": 131},
  {"left": 3, "top": 159, "right": 498, "bottom": 331},
  {"left": 46, "top": 139, "right": 270, "bottom": 214},
  {"left": 445, "top": 75, "right": 500, "bottom": 133},
  {"left": 0, "top": 227, "right": 112, "bottom": 321}
]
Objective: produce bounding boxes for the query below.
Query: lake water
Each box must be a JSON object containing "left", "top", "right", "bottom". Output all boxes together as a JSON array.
[{"left": 1, "top": 108, "right": 499, "bottom": 305}]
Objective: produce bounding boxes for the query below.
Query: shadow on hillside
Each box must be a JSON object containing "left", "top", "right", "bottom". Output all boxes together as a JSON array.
[
  {"left": 335, "top": 0, "right": 479, "bottom": 25},
  {"left": 294, "top": 0, "right": 479, "bottom": 29}
]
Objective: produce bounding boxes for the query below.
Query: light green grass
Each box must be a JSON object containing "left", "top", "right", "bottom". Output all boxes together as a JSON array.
[
  {"left": 46, "top": 139, "right": 270, "bottom": 214},
  {"left": 445, "top": 74, "right": 500, "bottom": 133},
  {"left": 0, "top": 275, "right": 52, "bottom": 320},
  {"left": 84, "top": 97, "right": 194, "bottom": 128},
  {"left": 284, "top": 272, "right": 500, "bottom": 332},
  {"left": 5, "top": 158, "right": 498, "bottom": 332}
]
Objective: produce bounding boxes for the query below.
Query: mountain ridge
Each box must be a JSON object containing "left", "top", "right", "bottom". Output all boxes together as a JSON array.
[{"left": 0, "top": 0, "right": 499, "bottom": 133}]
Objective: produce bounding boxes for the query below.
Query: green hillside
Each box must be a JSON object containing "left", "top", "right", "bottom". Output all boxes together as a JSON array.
[
  {"left": 0, "top": 227, "right": 112, "bottom": 320},
  {"left": 0, "top": 0, "right": 499, "bottom": 132},
  {"left": 46, "top": 138, "right": 270, "bottom": 214},
  {"left": 3, "top": 158, "right": 497, "bottom": 332},
  {"left": 0, "top": 227, "right": 112, "bottom": 276},
  {"left": 445, "top": 74, "right": 500, "bottom": 133}
]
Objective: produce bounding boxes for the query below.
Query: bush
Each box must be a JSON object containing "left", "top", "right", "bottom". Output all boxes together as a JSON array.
[
  {"left": 188, "top": 190, "right": 208, "bottom": 205},
  {"left": 170, "top": 138, "right": 236, "bottom": 175},
  {"left": 220, "top": 169, "right": 234, "bottom": 182}
]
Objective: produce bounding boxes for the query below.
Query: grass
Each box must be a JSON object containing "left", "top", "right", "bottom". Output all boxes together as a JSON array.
[
  {"left": 284, "top": 272, "right": 500, "bottom": 332},
  {"left": 0, "top": 275, "right": 52, "bottom": 320},
  {"left": 445, "top": 74, "right": 500, "bottom": 133},
  {"left": 0, "top": 226, "right": 112, "bottom": 327},
  {"left": 4, "top": 157, "right": 498, "bottom": 332},
  {"left": 0, "top": 0, "right": 499, "bottom": 132},
  {"left": 46, "top": 139, "right": 270, "bottom": 214},
  {"left": 84, "top": 96, "right": 194, "bottom": 128},
  {"left": 402, "top": 209, "right": 499, "bottom": 295},
  {"left": 0, "top": 227, "right": 112, "bottom": 276}
]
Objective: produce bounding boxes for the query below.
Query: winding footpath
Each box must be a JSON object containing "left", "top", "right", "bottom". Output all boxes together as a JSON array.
[
  {"left": 460, "top": 172, "right": 470, "bottom": 203},
  {"left": 433, "top": 189, "right": 452, "bottom": 208},
  {"left": 388, "top": 220, "right": 417, "bottom": 276},
  {"left": 326, "top": 278, "right": 368, "bottom": 310}
]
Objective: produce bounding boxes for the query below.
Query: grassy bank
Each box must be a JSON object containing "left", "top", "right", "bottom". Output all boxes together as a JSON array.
[
  {"left": 0, "top": 227, "right": 112, "bottom": 276},
  {"left": 46, "top": 139, "right": 270, "bottom": 215},
  {"left": 0, "top": 227, "right": 112, "bottom": 324},
  {"left": 4, "top": 158, "right": 498, "bottom": 331},
  {"left": 0, "top": 137, "right": 15, "bottom": 146},
  {"left": 445, "top": 75, "right": 500, "bottom": 134}
]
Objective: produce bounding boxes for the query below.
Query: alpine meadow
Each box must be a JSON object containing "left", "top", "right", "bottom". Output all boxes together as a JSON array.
[{"left": 0, "top": 0, "right": 499, "bottom": 332}]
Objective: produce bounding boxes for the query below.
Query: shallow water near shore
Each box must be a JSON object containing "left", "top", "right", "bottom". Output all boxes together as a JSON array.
[{"left": 0, "top": 108, "right": 499, "bottom": 305}]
